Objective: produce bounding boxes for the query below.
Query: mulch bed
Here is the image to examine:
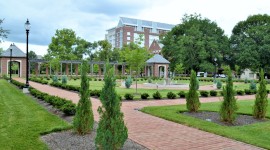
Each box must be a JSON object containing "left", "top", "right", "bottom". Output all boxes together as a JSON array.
[
  {"left": 182, "top": 111, "right": 268, "bottom": 126},
  {"left": 31, "top": 96, "right": 148, "bottom": 150}
]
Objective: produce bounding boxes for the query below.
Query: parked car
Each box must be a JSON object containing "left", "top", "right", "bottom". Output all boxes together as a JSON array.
[{"left": 214, "top": 74, "right": 226, "bottom": 78}]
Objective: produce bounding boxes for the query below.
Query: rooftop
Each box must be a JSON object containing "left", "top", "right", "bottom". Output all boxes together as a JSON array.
[
  {"left": 1, "top": 44, "right": 26, "bottom": 58},
  {"left": 146, "top": 54, "right": 170, "bottom": 64}
]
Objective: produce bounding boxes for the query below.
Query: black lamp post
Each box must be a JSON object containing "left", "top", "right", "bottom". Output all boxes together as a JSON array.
[
  {"left": 214, "top": 57, "right": 217, "bottom": 81},
  {"left": 25, "top": 19, "right": 30, "bottom": 87},
  {"left": 9, "top": 44, "right": 12, "bottom": 81},
  {"left": 167, "top": 67, "right": 170, "bottom": 78}
]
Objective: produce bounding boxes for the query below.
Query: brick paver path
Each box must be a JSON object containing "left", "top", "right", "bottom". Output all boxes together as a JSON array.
[{"left": 15, "top": 78, "right": 264, "bottom": 150}]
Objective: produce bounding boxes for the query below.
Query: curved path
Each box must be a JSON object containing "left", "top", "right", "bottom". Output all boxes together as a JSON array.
[{"left": 15, "top": 78, "right": 263, "bottom": 150}]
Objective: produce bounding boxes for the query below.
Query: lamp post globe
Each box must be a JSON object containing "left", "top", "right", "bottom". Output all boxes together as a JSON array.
[{"left": 25, "top": 19, "right": 30, "bottom": 88}]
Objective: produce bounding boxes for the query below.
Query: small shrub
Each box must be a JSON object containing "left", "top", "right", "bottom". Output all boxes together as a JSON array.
[
  {"left": 219, "top": 91, "right": 224, "bottom": 96},
  {"left": 249, "top": 80, "right": 257, "bottom": 91},
  {"left": 236, "top": 90, "right": 245, "bottom": 95},
  {"left": 153, "top": 91, "right": 162, "bottom": 99},
  {"left": 167, "top": 92, "right": 176, "bottom": 99},
  {"left": 177, "top": 91, "right": 186, "bottom": 98},
  {"left": 124, "top": 93, "right": 134, "bottom": 100},
  {"left": 62, "top": 75, "right": 68, "bottom": 84},
  {"left": 52, "top": 75, "right": 58, "bottom": 83},
  {"left": 216, "top": 80, "right": 222, "bottom": 89},
  {"left": 200, "top": 90, "right": 209, "bottom": 97},
  {"left": 61, "top": 102, "right": 76, "bottom": 115},
  {"left": 244, "top": 89, "right": 253, "bottom": 95},
  {"left": 210, "top": 90, "right": 217, "bottom": 96},
  {"left": 141, "top": 93, "right": 149, "bottom": 99},
  {"left": 148, "top": 78, "right": 152, "bottom": 83},
  {"left": 125, "top": 76, "right": 132, "bottom": 88},
  {"left": 244, "top": 78, "right": 249, "bottom": 84},
  {"left": 118, "top": 95, "right": 122, "bottom": 101}
]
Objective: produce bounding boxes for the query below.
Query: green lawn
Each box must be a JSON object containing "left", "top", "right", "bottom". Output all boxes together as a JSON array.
[
  {"left": 141, "top": 100, "right": 270, "bottom": 149},
  {"left": 0, "top": 79, "right": 70, "bottom": 150}
]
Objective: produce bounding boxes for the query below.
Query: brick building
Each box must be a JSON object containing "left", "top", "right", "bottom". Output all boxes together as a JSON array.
[
  {"left": 0, "top": 44, "right": 27, "bottom": 77},
  {"left": 106, "top": 17, "right": 174, "bottom": 54}
]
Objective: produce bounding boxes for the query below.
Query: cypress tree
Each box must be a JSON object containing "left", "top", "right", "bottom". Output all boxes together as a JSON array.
[
  {"left": 253, "top": 69, "right": 268, "bottom": 119},
  {"left": 220, "top": 68, "right": 238, "bottom": 123},
  {"left": 95, "top": 64, "right": 128, "bottom": 150},
  {"left": 186, "top": 70, "right": 201, "bottom": 112},
  {"left": 73, "top": 60, "right": 94, "bottom": 135}
]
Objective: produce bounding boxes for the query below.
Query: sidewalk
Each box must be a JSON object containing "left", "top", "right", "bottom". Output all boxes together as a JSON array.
[{"left": 15, "top": 78, "right": 262, "bottom": 150}]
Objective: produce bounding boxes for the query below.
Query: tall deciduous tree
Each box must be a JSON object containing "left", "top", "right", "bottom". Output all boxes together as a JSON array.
[
  {"left": 121, "top": 42, "right": 150, "bottom": 93},
  {"left": 0, "top": 19, "right": 9, "bottom": 43},
  {"left": 186, "top": 70, "right": 200, "bottom": 112},
  {"left": 220, "top": 68, "right": 238, "bottom": 124},
  {"left": 161, "top": 14, "right": 229, "bottom": 72},
  {"left": 29, "top": 51, "right": 37, "bottom": 73},
  {"left": 95, "top": 64, "right": 128, "bottom": 149},
  {"left": 73, "top": 60, "right": 94, "bottom": 135},
  {"left": 253, "top": 69, "right": 268, "bottom": 119},
  {"left": 97, "top": 40, "right": 112, "bottom": 61},
  {"left": 230, "top": 14, "right": 270, "bottom": 72}
]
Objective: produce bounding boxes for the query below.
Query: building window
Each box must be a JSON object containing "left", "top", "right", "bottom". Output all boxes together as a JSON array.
[
  {"left": 127, "top": 37, "right": 130, "bottom": 40},
  {"left": 127, "top": 32, "right": 130, "bottom": 36}
]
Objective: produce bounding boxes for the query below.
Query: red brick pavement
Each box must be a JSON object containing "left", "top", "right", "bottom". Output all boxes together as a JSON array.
[{"left": 15, "top": 78, "right": 264, "bottom": 150}]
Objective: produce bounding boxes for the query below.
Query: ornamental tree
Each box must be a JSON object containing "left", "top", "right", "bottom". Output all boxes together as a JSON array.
[
  {"left": 95, "top": 64, "right": 128, "bottom": 149},
  {"left": 253, "top": 69, "right": 268, "bottom": 119},
  {"left": 220, "top": 68, "right": 238, "bottom": 123},
  {"left": 73, "top": 60, "right": 94, "bottom": 135},
  {"left": 186, "top": 70, "right": 201, "bottom": 112}
]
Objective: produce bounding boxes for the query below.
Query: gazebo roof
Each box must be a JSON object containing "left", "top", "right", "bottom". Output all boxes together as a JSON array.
[
  {"left": 146, "top": 54, "right": 170, "bottom": 64},
  {"left": 1, "top": 44, "right": 26, "bottom": 58}
]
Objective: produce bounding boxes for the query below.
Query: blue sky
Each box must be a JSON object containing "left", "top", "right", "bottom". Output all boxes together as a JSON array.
[{"left": 1, "top": 0, "right": 270, "bottom": 55}]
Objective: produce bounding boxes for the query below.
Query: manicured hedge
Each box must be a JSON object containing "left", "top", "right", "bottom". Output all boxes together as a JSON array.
[
  {"left": 29, "top": 77, "right": 48, "bottom": 84},
  {"left": 50, "top": 82, "right": 80, "bottom": 92},
  {"left": 29, "top": 88, "right": 76, "bottom": 115}
]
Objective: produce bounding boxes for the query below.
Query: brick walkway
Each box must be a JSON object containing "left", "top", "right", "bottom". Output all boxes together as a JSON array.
[{"left": 15, "top": 78, "right": 263, "bottom": 150}]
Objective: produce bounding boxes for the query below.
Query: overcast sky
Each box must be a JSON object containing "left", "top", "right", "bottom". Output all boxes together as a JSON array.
[{"left": 1, "top": 0, "right": 270, "bottom": 56}]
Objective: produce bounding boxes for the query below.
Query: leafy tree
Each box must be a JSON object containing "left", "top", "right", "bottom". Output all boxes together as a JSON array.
[
  {"left": 174, "top": 63, "right": 185, "bottom": 76},
  {"left": 50, "top": 57, "right": 60, "bottom": 75},
  {"left": 85, "top": 41, "right": 98, "bottom": 60},
  {"left": 95, "top": 64, "right": 128, "bottom": 149},
  {"left": 97, "top": 40, "right": 112, "bottom": 61},
  {"left": 253, "top": 69, "right": 268, "bottom": 119},
  {"left": 0, "top": 19, "right": 9, "bottom": 43},
  {"left": 29, "top": 50, "right": 38, "bottom": 73},
  {"left": 220, "top": 68, "right": 238, "bottom": 123},
  {"left": 230, "top": 14, "right": 270, "bottom": 71},
  {"left": 161, "top": 14, "right": 229, "bottom": 72},
  {"left": 186, "top": 70, "right": 200, "bottom": 112},
  {"left": 93, "top": 64, "right": 99, "bottom": 76},
  {"left": 121, "top": 42, "right": 150, "bottom": 93},
  {"left": 73, "top": 60, "right": 94, "bottom": 135},
  {"left": 11, "top": 63, "right": 19, "bottom": 74}
]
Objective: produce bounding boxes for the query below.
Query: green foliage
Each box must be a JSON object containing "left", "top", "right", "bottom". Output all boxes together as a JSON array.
[
  {"left": 62, "top": 75, "right": 68, "bottom": 84},
  {"left": 186, "top": 70, "right": 201, "bottom": 112},
  {"left": 195, "top": 77, "right": 199, "bottom": 90},
  {"left": 93, "top": 64, "right": 99, "bottom": 75},
  {"left": 177, "top": 91, "right": 186, "bottom": 98},
  {"left": 167, "top": 92, "right": 177, "bottom": 99},
  {"left": 200, "top": 90, "right": 209, "bottom": 97},
  {"left": 230, "top": 14, "right": 270, "bottom": 71},
  {"left": 210, "top": 90, "right": 217, "bottom": 96},
  {"left": 249, "top": 80, "right": 257, "bottom": 90},
  {"left": 124, "top": 93, "right": 134, "bottom": 100},
  {"left": 73, "top": 60, "right": 94, "bottom": 135},
  {"left": 141, "top": 93, "right": 149, "bottom": 99},
  {"left": 161, "top": 14, "right": 229, "bottom": 72},
  {"left": 95, "top": 64, "right": 128, "bottom": 149},
  {"left": 244, "top": 78, "right": 249, "bottom": 84},
  {"left": 174, "top": 63, "right": 185, "bottom": 75},
  {"left": 220, "top": 68, "right": 238, "bottom": 124},
  {"left": 0, "top": 19, "right": 9, "bottom": 43},
  {"left": 236, "top": 90, "right": 245, "bottom": 95},
  {"left": 61, "top": 102, "right": 76, "bottom": 115},
  {"left": 125, "top": 76, "right": 132, "bottom": 88},
  {"left": 153, "top": 91, "right": 162, "bottom": 99},
  {"left": 52, "top": 75, "right": 58, "bottom": 83},
  {"left": 253, "top": 69, "right": 268, "bottom": 119},
  {"left": 148, "top": 78, "right": 152, "bottom": 83},
  {"left": 97, "top": 40, "right": 112, "bottom": 61},
  {"left": 216, "top": 80, "right": 222, "bottom": 89}
]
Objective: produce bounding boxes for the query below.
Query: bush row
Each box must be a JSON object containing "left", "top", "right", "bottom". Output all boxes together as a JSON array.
[
  {"left": 172, "top": 77, "right": 262, "bottom": 83},
  {"left": 29, "top": 88, "right": 76, "bottom": 115},
  {"left": 29, "top": 77, "right": 49, "bottom": 84}
]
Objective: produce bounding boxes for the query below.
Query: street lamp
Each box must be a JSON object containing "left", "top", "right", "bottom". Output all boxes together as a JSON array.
[
  {"left": 9, "top": 44, "right": 12, "bottom": 81},
  {"left": 214, "top": 57, "right": 217, "bottom": 82},
  {"left": 25, "top": 19, "right": 30, "bottom": 88}
]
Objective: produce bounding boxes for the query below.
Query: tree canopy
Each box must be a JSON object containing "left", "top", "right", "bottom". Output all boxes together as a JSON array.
[
  {"left": 0, "top": 19, "right": 9, "bottom": 43},
  {"left": 161, "top": 14, "right": 229, "bottom": 72},
  {"left": 230, "top": 14, "right": 270, "bottom": 72}
]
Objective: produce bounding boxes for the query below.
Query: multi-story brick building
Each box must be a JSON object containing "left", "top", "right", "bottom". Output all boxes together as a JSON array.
[{"left": 106, "top": 17, "right": 174, "bottom": 54}]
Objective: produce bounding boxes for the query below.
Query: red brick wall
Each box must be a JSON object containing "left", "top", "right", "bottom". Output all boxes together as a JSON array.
[{"left": 0, "top": 57, "right": 27, "bottom": 77}]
